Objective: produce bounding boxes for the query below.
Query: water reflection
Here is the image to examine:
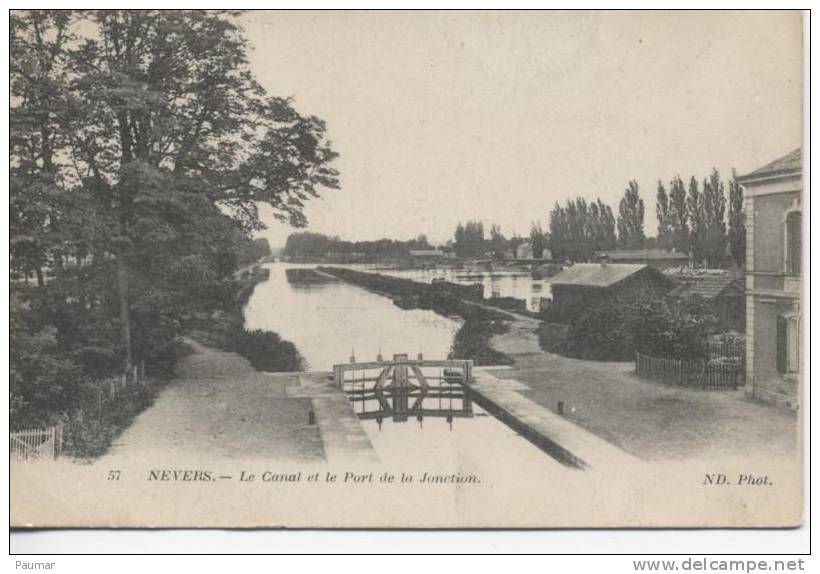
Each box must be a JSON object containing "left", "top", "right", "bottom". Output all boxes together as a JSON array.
[
  {"left": 243, "top": 263, "right": 460, "bottom": 370},
  {"left": 341, "top": 360, "right": 472, "bottom": 430},
  {"left": 374, "top": 267, "right": 552, "bottom": 312},
  {"left": 244, "top": 262, "right": 565, "bottom": 470}
]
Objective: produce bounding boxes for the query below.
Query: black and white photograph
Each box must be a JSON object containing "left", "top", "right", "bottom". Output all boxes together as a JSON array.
[{"left": 9, "top": 9, "right": 806, "bottom": 532}]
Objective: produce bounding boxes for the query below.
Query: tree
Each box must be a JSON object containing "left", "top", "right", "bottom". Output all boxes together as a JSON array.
[
  {"left": 668, "top": 176, "right": 689, "bottom": 255},
  {"left": 548, "top": 203, "right": 568, "bottom": 261},
  {"left": 453, "top": 221, "right": 485, "bottom": 258},
  {"left": 530, "top": 221, "right": 546, "bottom": 258},
  {"left": 10, "top": 11, "right": 75, "bottom": 286},
  {"left": 727, "top": 169, "right": 746, "bottom": 267},
  {"left": 11, "top": 10, "right": 340, "bottom": 373},
  {"left": 702, "top": 168, "right": 728, "bottom": 267},
  {"left": 617, "top": 180, "right": 645, "bottom": 250},
  {"left": 687, "top": 176, "right": 706, "bottom": 266},
  {"left": 548, "top": 197, "right": 615, "bottom": 261},
  {"left": 488, "top": 224, "right": 507, "bottom": 259},
  {"left": 656, "top": 180, "right": 673, "bottom": 250}
]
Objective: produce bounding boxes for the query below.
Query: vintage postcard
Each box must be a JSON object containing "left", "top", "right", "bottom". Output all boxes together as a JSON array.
[{"left": 9, "top": 10, "right": 804, "bottom": 528}]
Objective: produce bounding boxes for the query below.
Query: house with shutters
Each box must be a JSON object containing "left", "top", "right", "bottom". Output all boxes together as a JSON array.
[{"left": 737, "top": 149, "right": 802, "bottom": 409}]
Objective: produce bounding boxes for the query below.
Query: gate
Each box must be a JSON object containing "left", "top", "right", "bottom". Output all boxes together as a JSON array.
[
  {"left": 10, "top": 426, "right": 62, "bottom": 463},
  {"left": 334, "top": 354, "right": 474, "bottom": 427}
]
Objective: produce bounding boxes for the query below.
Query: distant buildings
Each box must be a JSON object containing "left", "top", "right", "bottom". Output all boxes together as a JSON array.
[
  {"left": 514, "top": 240, "right": 551, "bottom": 260},
  {"left": 737, "top": 149, "right": 802, "bottom": 409},
  {"left": 548, "top": 263, "right": 674, "bottom": 323},
  {"left": 515, "top": 241, "right": 533, "bottom": 259},
  {"left": 408, "top": 249, "right": 446, "bottom": 262},
  {"left": 593, "top": 249, "right": 689, "bottom": 270}
]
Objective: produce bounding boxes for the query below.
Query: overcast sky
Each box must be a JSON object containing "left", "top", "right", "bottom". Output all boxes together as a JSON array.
[{"left": 241, "top": 11, "right": 803, "bottom": 248}]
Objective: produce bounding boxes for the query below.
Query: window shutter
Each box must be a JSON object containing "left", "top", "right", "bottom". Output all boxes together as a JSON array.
[
  {"left": 787, "top": 212, "right": 801, "bottom": 275},
  {"left": 776, "top": 316, "right": 788, "bottom": 374}
]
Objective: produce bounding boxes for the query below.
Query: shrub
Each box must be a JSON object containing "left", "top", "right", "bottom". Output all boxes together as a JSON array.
[
  {"left": 229, "top": 327, "right": 305, "bottom": 372},
  {"left": 543, "top": 295, "right": 720, "bottom": 361}
]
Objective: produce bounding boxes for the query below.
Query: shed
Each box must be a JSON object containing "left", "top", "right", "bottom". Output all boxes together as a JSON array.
[
  {"left": 548, "top": 263, "right": 674, "bottom": 322},
  {"left": 667, "top": 273, "right": 745, "bottom": 332}
]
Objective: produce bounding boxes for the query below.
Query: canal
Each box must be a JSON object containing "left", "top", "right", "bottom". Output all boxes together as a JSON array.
[
  {"left": 373, "top": 267, "right": 552, "bottom": 312},
  {"left": 243, "top": 262, "right": 565, "bottom": 471}
]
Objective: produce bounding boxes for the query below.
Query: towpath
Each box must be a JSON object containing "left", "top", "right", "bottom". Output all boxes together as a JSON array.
[{"left": 485, "top": 314, "right": 799, "bottom": 461}]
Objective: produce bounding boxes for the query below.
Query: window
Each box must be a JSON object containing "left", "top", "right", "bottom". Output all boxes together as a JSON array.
[
  {"left": 776, "top": 313, "right": 800, "bottom": 374},
  {"left": 786, "top": 211, "right": 801, "bottom": 275}
]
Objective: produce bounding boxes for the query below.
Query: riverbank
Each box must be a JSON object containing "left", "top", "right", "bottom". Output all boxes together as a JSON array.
[
  {"left": 189, "top": 265, "right": 305, "bottom": 373},
  {"left": 480, "top": 309, "right": 798, "bottom": 461},
  {"left": 99, "top": 339, "right": 328, "bottom": 464},
  {"left": 321, "top": 266, "right": 798, "bottom": 462},
  {"left": 318, "top": 266, "right": 514, "bottom": 365}
]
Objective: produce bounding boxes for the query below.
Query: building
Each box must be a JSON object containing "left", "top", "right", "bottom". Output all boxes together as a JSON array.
[
  {"left": 593, "top": 249, "right": 689, "bottom": 270},
  {"left": 548, "top": 263, "right": 674, "bottom": 322},
  {"left": 737, "top": 149, "right": 802, "bottom": 409},
  {"left": 667, "top": 272, "right": 745, "bottom": 332},
  {"left": 515, "top": 241, "right": 533, "bottom": 259},
  {"left": 408, "top": 249, "right": 446, "bottom": 262}
]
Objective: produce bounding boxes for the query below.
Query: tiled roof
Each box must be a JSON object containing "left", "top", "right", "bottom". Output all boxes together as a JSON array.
[
  {"left": 667, "top": 274, "right": 743, "bottom": 299},
  {"left": 738, "top": 148, "right": 801, "bottom": 182},
  {"left": 594, "top": 249, "right": 688, "bottom": 261},
  {"left": 550, "top": 263, "right": 648, "bottom": 288}
]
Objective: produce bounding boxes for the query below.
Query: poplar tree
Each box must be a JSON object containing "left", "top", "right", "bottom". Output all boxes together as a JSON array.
[
  {"left": 727, "top": 170, "right": 746, "bottom": 267},
  {"left": 617, "top": 180, "right": 645, "bottom": 250},
  {"left": 687, "top": 176, "right": 706, "bottom": 266},
  {"left": 656, "top": 180, "right": 673, "bottom": 250}
]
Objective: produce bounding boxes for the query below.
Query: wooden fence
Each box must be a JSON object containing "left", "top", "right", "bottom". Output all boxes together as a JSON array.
[
  {"left": 10, "top": 426, "right": 62, "bottom": 463},
  {"left": 11, "top": 359, "right": 148, "bottom": 463},
  {"left": 635, "top": 352, "right": 742, "bottom": 390}
]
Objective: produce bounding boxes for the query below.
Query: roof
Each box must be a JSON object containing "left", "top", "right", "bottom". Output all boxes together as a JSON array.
[
  {"left": 408, "top": 249, "right": 444, "bottom": 257},
  {"left": 594, "top": 249, "right": 688, "bottom": 261},
  {"left": 667, "top": 274, "right": 744, "bottom": 299},
  {"left": 737, "top": 148, "right": 802, "bottom": 183},
  {"left": 550, "top": 263, "right": 650, "bottom": 288}
]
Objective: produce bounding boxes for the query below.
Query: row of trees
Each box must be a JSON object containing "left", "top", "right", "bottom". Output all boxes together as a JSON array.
[
  {"left": 10, "top": 10, "right": 338, "bottom": 426},
  {"left": 548, "top": 198, "right": 617, "bottom": 262},
  {"left": 452, "top": 221, "right": 549, "bottom": 260},
  {"left": 547, "top": 170, "right": 745, "bottom": 267},
  {"left": 656, "top": 170, "right": 745, "bottom": 267},
  {"left": 283, "top": 232, "right": 429, "bottom": 260}
]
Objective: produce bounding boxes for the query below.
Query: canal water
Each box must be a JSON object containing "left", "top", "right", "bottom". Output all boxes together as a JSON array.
[
  {"left": 373, "top": 267, "right": 552, "bottom": 312},
  {"left": 243, "top": 262, "right": 565, "bottom": 471}
]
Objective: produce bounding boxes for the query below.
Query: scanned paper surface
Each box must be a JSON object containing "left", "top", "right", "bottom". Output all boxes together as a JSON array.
[{"left": 9, "top": 10, "right": 803, "bottom": 528}]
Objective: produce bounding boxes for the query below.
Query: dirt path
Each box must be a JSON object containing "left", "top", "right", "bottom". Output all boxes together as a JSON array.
[
  {"left": 486, "top": 314, "right": 799, "bottom": 462},
  {"left": 99, "top": 339, "right": 325, "bottom": 465}
]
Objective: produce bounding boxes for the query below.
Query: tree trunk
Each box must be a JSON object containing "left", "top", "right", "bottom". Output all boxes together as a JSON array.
[
  {"left": 116, "top": 255, "right": 133, "bottom": 374},
  {"left": 35, "top": 266, "right": 44, "bottom": 287}
]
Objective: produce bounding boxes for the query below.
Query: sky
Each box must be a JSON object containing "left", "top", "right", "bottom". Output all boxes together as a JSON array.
[{"left": 240, "top": 11, "right": 803, "bottom": 248}]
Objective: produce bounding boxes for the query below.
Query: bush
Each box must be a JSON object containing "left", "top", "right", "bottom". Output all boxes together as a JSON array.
[
  {"left": 449, "top": 314, "right": 513, "bottom": 366},
  {"left": 542, "top": 295, "right": 720, "bottom": 361},
  {"left": 229, "top": 327, "right": 305, "bottom": 372}
]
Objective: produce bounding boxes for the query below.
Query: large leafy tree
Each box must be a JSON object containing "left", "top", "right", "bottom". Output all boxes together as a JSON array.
[{"left": 10, "top": 10, "right": 340, "bottom": 373}]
